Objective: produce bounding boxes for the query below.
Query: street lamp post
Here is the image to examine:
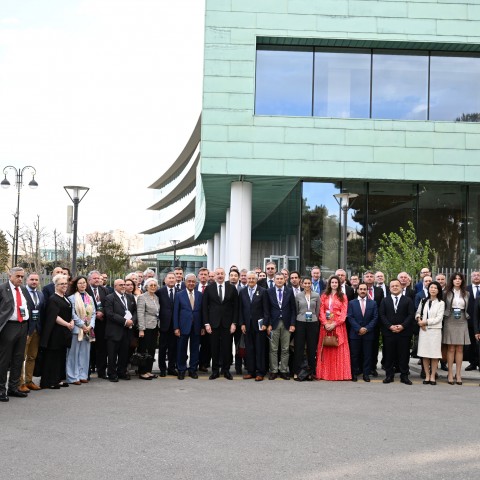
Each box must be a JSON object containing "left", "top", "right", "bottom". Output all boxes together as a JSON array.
[
  {"left": 1, "top": 166, "right": 38, "bottom": 266},
  {"left": 170, "top": 239, "right": 180, "bottom": 269},
  {"left": 64, "top": 186, "right": 89, "bottom": 277},
  {"left": 333, "top": 192, "right": 358, "bottom": 272}
]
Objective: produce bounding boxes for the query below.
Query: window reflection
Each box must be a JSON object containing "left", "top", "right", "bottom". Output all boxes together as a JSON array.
[
  {"left": 314, "top": 50, "right": 370, "bottom": 118},
  {"left": 430, "top": 55, "right": 480, "bottom": 122},
  {"left": 255, "top": 47, "right": 313, "bottom": 116},
  {"left": 372, "top": 53, "right": 428, "bottom": 120}
]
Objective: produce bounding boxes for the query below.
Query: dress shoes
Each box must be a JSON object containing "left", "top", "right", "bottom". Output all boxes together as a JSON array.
[
  {"left": 79, "top": 379, "right": 88, "bottom": 384},
  {"left": 97, "top": 373, "right": 108, "bottom": 379},
  {"left": 279, "top": 372, "right": 290, "bottom": 380},
  {"left": 223, "top": 371, "right": 233, "bottom": 380},
  {"left": 109, "top": 376, "right": 119, "bottom": 383},
  {"left": 7, "top": 390, "right": 28, "bottom": 398},
  {"left": 465, "top": 364, "right": 477, "bottom": 371},
  {"left": 198, "top": 366, "right": 208, "bottom": 372},
  {"left": 159, "top": 371, "right": 167, "bottom": 377},
  {"left": 118, "top": 373, "right": 131, "bottom": 380},
  {"left": 235, "top": 367, "right": 243, "bottom": 375},
  {"left": 177, "top": 372, "right": 185, "bottom": 380},
  {"left": 363, "top": 375, "right": 370, "bottom": 382},
  {"left": 18, "top": 385, "right": 30, "bottom": 393},
  {"left": 400, "top": 376, "right": 412, "bottom": 385},
  {"left": 351, "top": 375, "right": 358, "bottom": 382},
  {"left": 370, "top": 370, "right": 378, "bottom": 377},
  {"left": 139, "top": 375, "right": 152, "bottom": 380},
  {"left": 0, "top": 392, "right": 9, "bottom": 402},
  {"left": 59, "top": 382, "right": 69, "bottom": 387},
  {"left": 209, "top": 372, "right": 219, "bottom": 380},
  {"left": 440, "top": 362, "right": 448, "bottom": 371},
  {"left": 243, "top": 374, "right": 254, "bottom": 380},
  {"left": 188, "top": 371, "right": 198, "bottom": 379},
  {"left": 255, "top": 376, "right": 264, "bottom": 382},
  {"left": 420, "top": 370, "right": 426, "bottom": 379},
  {"left": 268, "top": 372, "right": 277, "bottom": 380},
  {"left": 70, "top": 381, "right": 82, "bottom": 385},
  {"left": 430, "top": 381, "right": 437, "bottom": 385},
  {"left": 167, "top": 369, "right": 178, "bottom": 377},
  {"left": 382, "top": 377, "right": 394, "bottom": 384},
  {"left": 26, "top": 382, "right": 41, "bottom": 390}
]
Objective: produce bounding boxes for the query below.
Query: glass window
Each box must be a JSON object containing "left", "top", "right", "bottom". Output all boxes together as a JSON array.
[
  {"left": 255, "top": 47, "right": 313, "bottom": 116},
  {"left": 372, "top": 52, "right": 428, "bottom": 120},
  {"left": 468, "top": 186, "right": 480, "bottom": 269},
  {"left": 314, "top": 49, "right": 371, "bottom": 118},
  {"left": 430, "top": 55, "right": 480, "bottom": 122}
]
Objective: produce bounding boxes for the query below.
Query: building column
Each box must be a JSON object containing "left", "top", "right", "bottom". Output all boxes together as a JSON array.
[
  {"left": 207, "top": 239, "right": 214, "bottom": 271},
  {"left": 225, "top": 208, "right": 230, "bottom": 269},
  {"left": 213, "top": 232, "right": 220, "bottom": 270},
  {"left": 229, "top": 181, "right": 252, "bottom": 270},
  {"left": 220, "top": 223, "right": 226, "bottom": 269}
]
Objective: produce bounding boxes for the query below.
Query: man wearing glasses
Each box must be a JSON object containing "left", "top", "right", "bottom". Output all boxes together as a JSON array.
[{"left": 258, "top": 262, "right": 277, "bottom": 290}]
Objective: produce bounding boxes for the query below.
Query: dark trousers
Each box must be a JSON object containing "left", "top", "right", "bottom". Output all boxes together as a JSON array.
[
  {"left": 94, "top": 319, "right": 108, "bottom": 376},
  {"left": 371, "top": 324, "right": 381, "bottom": 371},
  {"left": 40, "top": 348, "right": 66, "bottom": 388},
  {"left": 137, "top": 328, "right": 157, "bottom": 374},
  {"left": 158, "top": 327, "right": 177, "bottom": 372},
  {"left": 383, "top": 335, "right": 411, "bottom": 378},
  {"left": 177, "top": 327, "right": 200, "bottom": 373},
  {"left": 210, "top": 326, "right": 232, "bottom": 374},
  {"left": 245, "top": 328, "right": 267, "bottom": 376},
  {"left": 0, "top": 321, "right": 28, "bottom": 393},
  {"left": 293, "top": 321, "right": 320, "bottom": 374},
  {"left": 350, "top": 337, "right": 374, "bottom": 376},
  {"left": 199, "top": 334, "right": 211, "bottom": 368},
  {"left": 466, "top": 320, "right": 479, "bottom": 366},
  {"left": 233, "top": 328, "right": 244, "bottom": 372},
  {"left": 107, "top": 332, "right": 130, "bottom": 378}
]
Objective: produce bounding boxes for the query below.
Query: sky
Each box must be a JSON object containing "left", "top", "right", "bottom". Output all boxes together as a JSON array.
[{"left": 0, "top": 0, "right": 205, "bottom": 251}]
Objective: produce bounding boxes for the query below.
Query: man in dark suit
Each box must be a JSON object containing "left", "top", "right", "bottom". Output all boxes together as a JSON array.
[
  {"left": 374, "top": 271, "right": 389, "bottom": 298},
  {"left": 311, "top": 266, "right": 326, "bottom": 295},
  {"left": 104, "top": 279, "right": 137, "bottom": 382},
  {"left": 0, "top": 267, "right": 31, "bottom": 402},
  {"left": 197, "top": 268, "right": 211, "bottom": 371},
  {"left": 202, "top": 267, "right": 239, "bottom": 380},
  {"left": 257, "top": 261, "right": 277, "bottom": 290},
  {"left": 336, "top": 269, "right": 355, "bottom": 301},
  {"left": 42, "top": 266, "right": 64, "bottom": 305},
  {"left": 289, "top": 271, "right": 303, "bottom": 297},
  {"left": 173, "top": 273, "right": 204, "bottom": 380},
  {"left": 414, "top": 267, "right": 431, "bottom": 294},
  {"left": 347, "top": 283, "right": 378, "bottom": 382},
  {"left": 86, "top": 270, "right": 109, "bottom": 379},
  {"left": 266, "top": 273, "right": 296, "bottom": 380},
  {"left": 473, "top": 295, "right": 480, "bottom": 380},
  {"left": 397, "top": 272, "right": 416, "bottom": 301},
  {"left": 239, "top": 271, "right": 270, "bottom": 381},
  {"left": 155, "top": 271, "right": 178, "bottom": 376},
  {"left": 174, "top": 267, "right": 186, "bottom": 292},
  {"left": 379, "top": 279, "right": 415, "bottom": 385},
  {"left": 19, "top": 272, "right": 45, "bottom": 392},
  {"left": 465, "top": 271, "right": 480, "bottom": 371},
  {"left": 101, "top": 273, "right": 114, "bottom": 294}
]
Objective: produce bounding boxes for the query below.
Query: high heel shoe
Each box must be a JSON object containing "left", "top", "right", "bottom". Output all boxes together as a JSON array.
[
  {"left": 447, "top": 378, "right": 454, "bottom": 385},
  {"left": 456, "top": 380, "right": 462, "bottom": 385}
]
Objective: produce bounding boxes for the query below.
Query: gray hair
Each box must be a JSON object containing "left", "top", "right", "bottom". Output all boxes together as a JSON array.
[
  {"left": 143, "top": 268, "right": 155, "bottom": 276},
  {"left": 246, "top": 270, "right": 258, "bottom": 278},
  {"left": 144, "top": 278, "right": 158, "bottom": 288},
  {"left": 9, "top": 266, "right": 24, "bottom": 276},
  {"left": 53, "top": 274, "right": 68, "bottom": 285},
  {"left": 185, "top": 273, "right": 197, "bottom": 281},
  {"left": 87, "top": 270, "right": 101, "bottom": 280}
]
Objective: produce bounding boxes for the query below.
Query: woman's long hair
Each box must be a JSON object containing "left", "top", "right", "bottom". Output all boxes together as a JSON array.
[{"left": 324, "top": 275, "right": 344, "bottom": 301}]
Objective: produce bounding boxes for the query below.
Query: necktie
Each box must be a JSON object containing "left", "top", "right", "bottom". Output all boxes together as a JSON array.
[
  {"left": 476, "top": 285, "right": 479, "bottom": 298},
  {"left": 121, "top": 295, "right": 127, "bottom": 310},
  {"left": 94, "top": 287, "right": 99, "bottom": 302},
  {"left": 31, "top": 289, "right": 38, "bottom": 307},
  {"left": 169, "top": 288, "right": 174, "bottom": 303},
  {"left": 15, "top": 287, "right": 23, "bottom": 323},
  {"left": 176, "top": 283, "right": 180, "bottom": 292},
  {"left": 189, "top": 291, "right": 195, "bottom": 309},
  {"left": 201, "top": 284, "right": 205, "bottom": 294},
  {"left": 278, "top": 288, "right": 283, "bottom": 303},
  {"left": 218, "top": 284, "right": 223, "bottom": 302},
  {"left": 249, "top": 288, "right": 254, "bottom": 301},
  {"left": 394, "top": 296, "right": 399, "bottom": 308},
  {"left": 368, "top": 287, "right": 373, "bottom": 299},
  {"left": 361, "top": 298, "right": 366, "bottom": 315},
  {"left": 269, "top": 280, "right": 273, "bottom": 289}
]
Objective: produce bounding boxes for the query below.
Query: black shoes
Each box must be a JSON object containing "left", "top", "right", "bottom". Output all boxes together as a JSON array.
[
  {"left": 0, "top": 392, "right": 9, "bottom": 402},
  {"left": 209, "top": 372, "right": 219, "bottom": 380},
  {"left": 188, "top": 371, "right": 198, "bottom": 379},
  {"left": 109, "top": 376, "right": 119, "bottom": 383},
  {"left": 159, "top": 371, "right": 166, "bottom": 377},
  {"left": 268, "top": 372, "right": 277, "bottom": 380},
  {"left": 363, "top": 375, "right": 370, "bottom": 382},
  {"left": 178, "top": 372, "right": 185, "bottom": 380},
  {"left": 370, "top": 370, "right": 378, "bottom": 377},
  {"left": 167, "top": 369, "right": 178, "bottom": 377},
  {"left": 383, "top": 377, "right": 394, "bottom": 384},
  {"left": 351, "top": 375, "right": 358, "bottom": 382},
  {"left": 7, "top": 390, "right": 28, "bottom": 398},
  {"left": 465, "top": 364, "right": 477, "bottom": 371},
  {"left": 279, "top": 372, "right": 290, "bottom": 380},
  {"left": 400, "top": 376, "right": 412, "bottom": 385},
  {"left": 118, "top": 374, "right": 131, "bottom": 380},
  {"left": 223, "top": 371, "right": 233, "bottom": 380}
]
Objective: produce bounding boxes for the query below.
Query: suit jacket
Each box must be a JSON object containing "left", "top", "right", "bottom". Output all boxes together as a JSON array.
[
  {"left": 342, "top": 284, "right": 355, "bottom": 301},
  {"left": 376, "top": 283, "right": 390, "bottom": 298},
  {"left": 379, "top": 295, "right": 414, "bottom": 337},
  {"left": 266, "top": 286, "right": 296, "bottom": 329},
  {"left": 257, "top": 277, "right": 276, "bottom": 290},
  {"left": 415, "top": 298, "right": 445, "bottom": 329},
  {"left": 347, "top": 297, "right": 378, "bottom": 339},
  {"left": 402, "top": 287, "right": 416, "bottom": 301},
  {"left": 473, "top": 297, "right": 480, "bottom": 335},
  {"left": 156, "top": 286, "right": 175, "bottom": 332},
  {"left": 466, "top": 284, "right": 480, "bottom": 321},
  {"left": 173, "top": 289, "right": 203, "bottom": 335},
  {"left": 311, "top": 279, "right": 326, "bottom": 295},
  {"left": 238, "top": 286, "right": 270, "bottom": 332},
  {"left": 414, "top": 290, "right": 427, "bottom": 310},
  {"left": 355, "top": 285, "right": 383, "bottom": 308},
  {"left": 104, "top": 292, "right": 137, "bottom": 342},
  {"left": 0, "top": 282, "right": 30, "bottom": 332},
  {"left": 25, "top": 287, "right": 45, "bottom": 335},
  {"left": 295, "top": 291, "right": 320, "bottom": 322},
  {"left": 202, "top": 282, "right": 239, "bottom": 329},
  {"left": 42, "top": 282, "right": 55, "bottom": 306}
]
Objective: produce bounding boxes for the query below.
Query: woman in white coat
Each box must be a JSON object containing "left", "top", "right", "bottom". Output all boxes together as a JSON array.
[{"left": 415, "top": 281, "right": 445, "bottom": 385}]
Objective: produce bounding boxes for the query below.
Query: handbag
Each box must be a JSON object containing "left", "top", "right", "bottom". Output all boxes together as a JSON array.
[{"left": 322, "top": 329, "right": 339, "bottom": 347}]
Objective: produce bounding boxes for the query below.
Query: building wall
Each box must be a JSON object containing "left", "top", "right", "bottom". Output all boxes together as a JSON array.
[{"left": 201, "top": 0, "right": 480, "bottom": 186}]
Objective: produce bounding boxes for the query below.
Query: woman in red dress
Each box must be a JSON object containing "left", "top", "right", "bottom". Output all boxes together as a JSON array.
[{"left": 316, "top": 275, "right": 351, "bottom": 380}]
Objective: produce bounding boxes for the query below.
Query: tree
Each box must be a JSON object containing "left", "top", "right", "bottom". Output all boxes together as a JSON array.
[
  {"left": 86, "top": 232, "right": 130, "bottom": 276},
  {"left": 19, "top": 215, "right": 47, "bottom": 272},
  {"left": 0, "top": 230, "right": 9, "bottom": 272},
  {"left": 372, "top": 221, "right": 436, "bottom": 283},
  {"left": 456, "top": 112, "right": 480, "bottom": 122}
]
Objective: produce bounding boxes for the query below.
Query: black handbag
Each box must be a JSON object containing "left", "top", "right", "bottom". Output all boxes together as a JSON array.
[{"left": 129, "top": 352, "right": 152, "bottom": 368}]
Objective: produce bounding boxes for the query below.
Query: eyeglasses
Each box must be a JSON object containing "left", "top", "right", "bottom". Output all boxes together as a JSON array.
[
  {"left": 266, "top": 267, "right": 275, "bottom": 270},
  {"left": 57, "top": 283, "right": 68, "bottom": 286}
]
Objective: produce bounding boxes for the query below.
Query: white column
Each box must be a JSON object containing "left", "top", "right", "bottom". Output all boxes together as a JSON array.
[
  {"left": 213, "top": 232, "right": 220, "bottom": 270},
  {"left": 207, "top": 239, "right": 214, "bottom": 271},
  {"left": 225, "top": 208, "right": 230, "bottom": 269},
  {"left": 229, "top": 181, "right": 252, "bottom": 270},
  {"left": 220, "top": 222, "right": 226, "bottom": 269}
]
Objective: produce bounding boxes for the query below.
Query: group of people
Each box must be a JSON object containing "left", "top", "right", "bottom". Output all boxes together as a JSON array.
[{"left": 1, "top": 262, "right": 480, "bottom": 403}]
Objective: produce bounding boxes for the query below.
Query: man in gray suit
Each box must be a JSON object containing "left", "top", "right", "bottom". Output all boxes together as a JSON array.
[{"left": 0, "top": 267, "right": 31, "bottom": 402}]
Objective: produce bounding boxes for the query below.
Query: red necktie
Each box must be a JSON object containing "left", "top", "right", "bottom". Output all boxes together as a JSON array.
[
  {"left": 368, "top": 288, "right": 373, "bottom": 299},
  {"left": 202, "top": 285, "right": 205, "bottom": 294},
  {"left": 15, "top": 287, "right": 23, "bottom": 323}
]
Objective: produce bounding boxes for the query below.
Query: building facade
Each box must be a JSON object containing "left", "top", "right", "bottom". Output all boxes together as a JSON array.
[{"left": 146, "top": 0, "right": 480, "bottom": 275}]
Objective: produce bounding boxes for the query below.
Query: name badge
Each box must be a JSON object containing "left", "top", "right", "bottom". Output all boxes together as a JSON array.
[
  {"left": 32, "top": 309, "right": 39, "bottom": 321},
  {"left": 453, "top": 308, "right": 461, "bottom": 320},
  {"left": 305, "top": 311, "right": 313, "bottom": 322},
  {"left": 19, "top": 306, "right": 26, "bottom": 318}
]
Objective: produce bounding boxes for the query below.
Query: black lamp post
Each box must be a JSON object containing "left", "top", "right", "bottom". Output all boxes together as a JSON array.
[
  {"left": 64, "top": 186, "right": 89, "bottom": 277},
  {"left": 170, "top": 239, "right": 180, "bottom": 268},
  {"left": 1, "top": 166, "right": 38, "bottom": 266},
  {"left": 333, "top": 192, "right": 358, "bottom": 271}
]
